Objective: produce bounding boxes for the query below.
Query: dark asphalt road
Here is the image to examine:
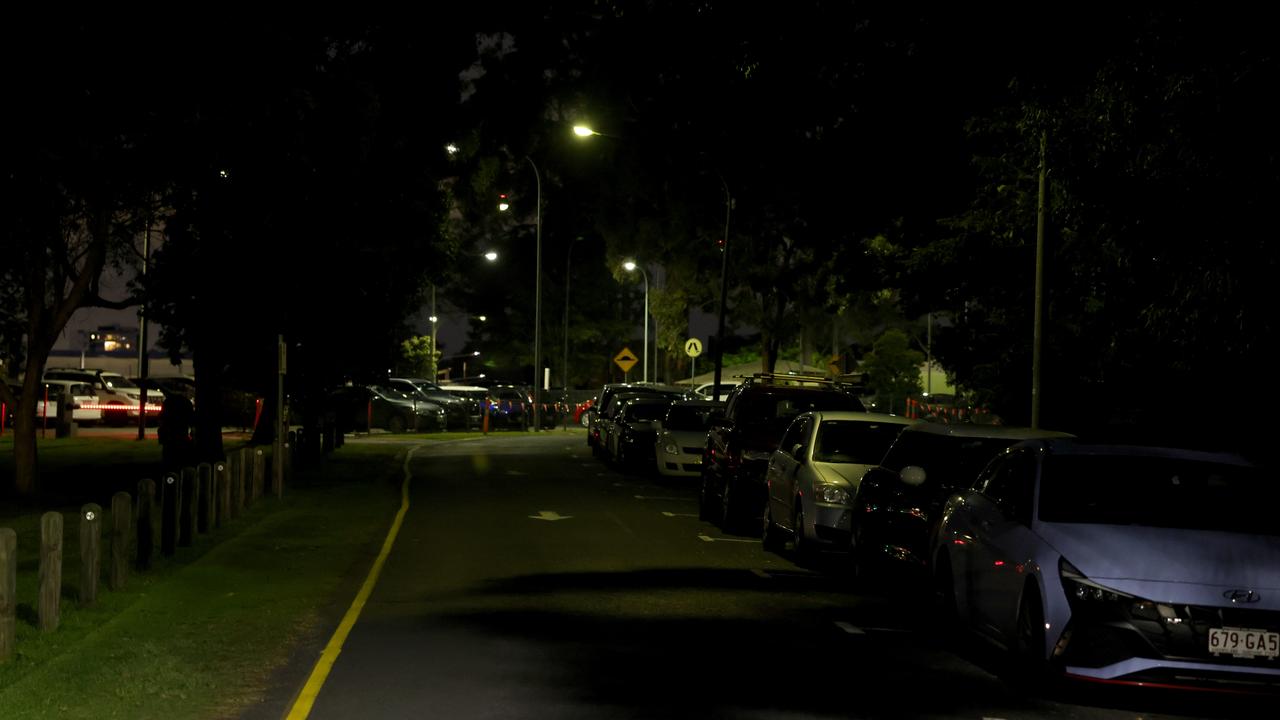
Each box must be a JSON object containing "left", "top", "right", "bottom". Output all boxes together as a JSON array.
[{"left": 274, "top": 432, "right": 1271, "bottom": 719}]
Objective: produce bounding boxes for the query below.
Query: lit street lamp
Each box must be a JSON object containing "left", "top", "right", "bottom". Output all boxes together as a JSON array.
[
  {"left": 623, "top": 261, "right": 649, "bottom": 383},
  {"left": 499, "top": 157, "right": 544, "bottom": 431}
]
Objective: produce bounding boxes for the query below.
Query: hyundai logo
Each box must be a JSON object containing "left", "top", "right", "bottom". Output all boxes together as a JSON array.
[{"left": 1224, "top": 589, "right": 1261, "bottom": 604}]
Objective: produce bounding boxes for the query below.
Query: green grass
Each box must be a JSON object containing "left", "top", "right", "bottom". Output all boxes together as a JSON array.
[{"left": 0, "top": 439, "right": 408, "bottom": 719}]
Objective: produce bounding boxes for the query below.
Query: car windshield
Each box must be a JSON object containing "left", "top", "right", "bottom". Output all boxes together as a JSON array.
[
  {"left": 1038, "top": 455, "right": 1278, "bottom": 535},
  {"left": 665, "top": 405, "right": 719, "bottom": 431},
  {"left": 812, "top": 420, "right": 905, "bottom": 464},
  {"left": 101, "top": 374, "right": 139, "bottom": 389}
]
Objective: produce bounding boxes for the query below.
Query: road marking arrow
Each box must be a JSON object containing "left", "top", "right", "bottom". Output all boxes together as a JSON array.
[
  {"left": 661, "top": 511, "right": 700, "bottom": 518},
  {"left": 528, "top": 510, "right": 573, "bottom": 521}
]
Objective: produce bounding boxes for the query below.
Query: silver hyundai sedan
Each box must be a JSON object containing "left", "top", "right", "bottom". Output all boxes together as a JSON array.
[{"left": 932, "top": 439, "right": 1280, "bottom": 691}]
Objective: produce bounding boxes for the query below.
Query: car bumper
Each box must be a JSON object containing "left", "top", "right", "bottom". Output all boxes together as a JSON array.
[{"left": 805, "top": 503, "right": 854, "bottom": 546}]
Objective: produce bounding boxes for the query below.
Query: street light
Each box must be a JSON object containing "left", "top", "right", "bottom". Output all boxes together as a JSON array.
[
  {"left": 499, "top": 157, "right": 544, "bottom": 430},
  {"left": 577, "top": 125, "right": 728, "bottom": 393},
  {"left": 623, "top": 261, "right": 649, "bottom": 383}
]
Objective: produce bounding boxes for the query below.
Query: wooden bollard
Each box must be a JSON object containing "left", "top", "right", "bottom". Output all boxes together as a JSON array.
[
  {"left": 197, "top": 463, "right": 213, "bottom": 533},
  {"left": 228, "top": 454, "right": 242, "bottom": 519},
  {"left": 239, "top": 447, "right": 252, "bottom": 509},
  {"left": 1, "top": 528, "right": 15, "bottom": 662},
  {"left": 110, "top": 491, "right": 131, "bottom": 590},
  {"left": 79, "top": 504, "right": 102, "bottom": 606},
  {"left": 38, "top": 512, "right": 62, "bottom": 632},
  {"left": 179, "top": 467, "right": 196, "bottom": 547},
  {"left": 252, "top": 448, "right": 265, "bottom": 502},
  {"left": 136, "top": 479, "right": 155, "bottom": 571},
  {"left": 160, "top": 472, "right": 179, "bottom": 557},
  {"left": 215, "top": 461, "right": 229, "bottom": 528}
]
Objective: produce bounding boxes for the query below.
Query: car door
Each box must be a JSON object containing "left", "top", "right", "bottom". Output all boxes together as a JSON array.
[
  {"left": 965, "top": 449, "right": 1039, "bottom": 639},
  {"left": 766, "top": 415, "right": 810, "bottom": 529}
]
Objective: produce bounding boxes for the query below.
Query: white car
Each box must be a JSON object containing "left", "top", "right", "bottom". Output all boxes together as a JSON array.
[
  {"left": 43, "top": 368, "right": 161, "bottom": 424},
  {"left": 932, "top": 439, "right": 1280, "bottom": 691},
  {"left": 653, "top": 399, "right": 724, "bottom": 477},
  {"left": 763, "top": 411, "right": 917, "bottom": 557},
  {"left": 35, "top": 380, "right": 103, "bottom": 424}
]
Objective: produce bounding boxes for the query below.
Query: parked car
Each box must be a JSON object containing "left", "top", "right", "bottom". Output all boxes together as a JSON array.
[
  {"left": 440, "top": 384, "right": 492, "bottom": 426},
  {"left": 762, "top": 411, "right": 917, "bottom": 559},
  {"left": 701, "top": 373, "right": 867, "bottom": 533},
  {"left": 932, "top": 439, "right": 1280, "bottom": 691},
  {"left": 605, "top": 396, "right": 674, "bottom": 466},
  {"left": 387, "top": 377, "right": 474, "bottom": 429},
  {"left": 573, "top": 398, "right": 594, "bottom": 427},
  {"left": 587, "top": 383, "right": 694, "bottom": 455},
  {"left": 852, "top": 422, "right": 1072, "bottom": 580},
  {"left": 35, "top": 379, "right": 103, "bottom": 425},
  {"left": 694, "top": 380, "right": 741, "bottom": 401},
  {"left": 654, "top": 399, "right": 725, "bottom": 478},
  {"left": 43, "top": 367, "right": 161, "bottom": 425},
  {"left": 328, "top": 384, "right": 446, "bottom": 434},
  {"left": 131, "top": 375, "right": 196, "bottom": 405},
  {"left": 488, "top": 384, "right": 533, "bottom": 430}
]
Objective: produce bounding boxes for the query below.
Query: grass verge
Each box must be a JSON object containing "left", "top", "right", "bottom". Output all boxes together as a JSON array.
[{"left": 0, "top": 440, "right": 408, "bottom": 719}]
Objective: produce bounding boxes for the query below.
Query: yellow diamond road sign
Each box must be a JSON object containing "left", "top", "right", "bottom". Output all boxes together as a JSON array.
[{"left": 614, "top": 347, "right": 639, "bottom": 373}]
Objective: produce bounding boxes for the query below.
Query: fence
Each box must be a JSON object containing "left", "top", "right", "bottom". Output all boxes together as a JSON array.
[
  {"left": 904, "top": 397, "right": 996, "bottom": 423},
  {"left": 0, "top": 440, "right": 297, "bottom": 663}
]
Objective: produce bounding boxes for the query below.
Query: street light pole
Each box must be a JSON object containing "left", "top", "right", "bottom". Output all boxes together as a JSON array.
[
  {"left": 527, "top": 156, "right": 543, "bottom": 432},
  {"left": 563, "top": 236, "right": 583, "bottom": 429},
  {"left": 712, "top": 174, "right": 732, "bottom": 401},
  {"left": 624, "top": 262, "right": 649, "bottom": 383},
  {"left": 429, "top": 284, "right": 438, "bottom": 382}
]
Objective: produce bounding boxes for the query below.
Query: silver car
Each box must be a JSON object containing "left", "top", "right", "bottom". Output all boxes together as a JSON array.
[
  {"left": 932, "top": 439, "right": 1280, "bottom": 690},
  {"left": 763, "top": 411, "right": 917, "bottom": 557},
  {"left": 653, "top": 399, "right": 724, "bottom": 477}
]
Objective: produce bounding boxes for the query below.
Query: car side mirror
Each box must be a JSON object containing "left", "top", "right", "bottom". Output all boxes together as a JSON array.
[
  {"left": 791, "top": 443, "right": 806, "bottom": 462},
  {"left": 900, "top": 465, "right": 927, "bottom": 487}
]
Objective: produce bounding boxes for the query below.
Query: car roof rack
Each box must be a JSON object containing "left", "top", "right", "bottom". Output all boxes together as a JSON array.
[{"left": 738, "top": 372, "right": 837, "bottom": 388}]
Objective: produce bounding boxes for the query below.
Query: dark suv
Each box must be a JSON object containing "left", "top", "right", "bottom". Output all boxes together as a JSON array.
[{"left": 701, "top": 374, "right": 866, "bottom": 533}]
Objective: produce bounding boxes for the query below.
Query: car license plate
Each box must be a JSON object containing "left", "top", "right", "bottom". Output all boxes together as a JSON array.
[{"left": 1209, "top": 627, "right": 1280, "bottom": 658}]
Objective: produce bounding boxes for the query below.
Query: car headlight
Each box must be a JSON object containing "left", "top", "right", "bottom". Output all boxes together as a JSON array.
[
  {"left": 663, "top": 440, "right": 679, "bottom": 455},
  {"left": 1059, "top": 557, "right": 1182, "bottom": 624},
  {"left": 814, "top": 484, "right": 851, "bottom": 504}
]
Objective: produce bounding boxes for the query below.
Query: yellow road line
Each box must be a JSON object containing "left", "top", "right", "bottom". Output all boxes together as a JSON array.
[{"left": 284, "top": 445, "right": 420, "bottom": 720}]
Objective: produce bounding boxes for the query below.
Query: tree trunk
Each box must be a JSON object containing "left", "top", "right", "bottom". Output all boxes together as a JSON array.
[
  {"left": 10, "top": 412, "right": 39, "bottom": 497},
  {"left": 189, "top": 335, "right": 226, "bottom": 465}
]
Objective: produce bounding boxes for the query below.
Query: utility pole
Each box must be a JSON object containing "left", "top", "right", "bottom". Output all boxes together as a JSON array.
[
  {"left": 712, "top": 174, "right": 732, "bottom": 401},
  {"left": 136, "top": 222, "right": 151, "bottom": 441},
  {"left": 1031, "top": 130, "right": 1048, "bottom": 429}
]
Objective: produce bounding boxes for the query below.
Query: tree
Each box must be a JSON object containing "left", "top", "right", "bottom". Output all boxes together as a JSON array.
[
  {"left": 861, "top": 329, "right": 923, "bottom": 414},
  {"left": 1, "top": 23, "right": 158, "bottom": 497},
  {"left": 399, "top": 336, "right": 439, "bottom": 379},
  {"left": 902, "top": 6, "right": 1280, "bottom": 444}
]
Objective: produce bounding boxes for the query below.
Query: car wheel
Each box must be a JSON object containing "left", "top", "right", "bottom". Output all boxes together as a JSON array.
[
  {"left": 720, "top": 478, "right": 738, "bottom": 534},
  {"left": 791, "top": 501, "right": 812, "bottom": 564},
  {"left": 762, "top": 500, "right": 785, "bottom": 552},
  {"left": 698, "top": 471, "right": 716, "bottom": 521},
  {"left": 1011, "top": 583, "right": 1051, "bottom": 689},
  {"left": 387, "top": 414, "right": 406, "bottom": 434},
  {"left": 933, "top": 551, "right": 959, "bottom": 635}
]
